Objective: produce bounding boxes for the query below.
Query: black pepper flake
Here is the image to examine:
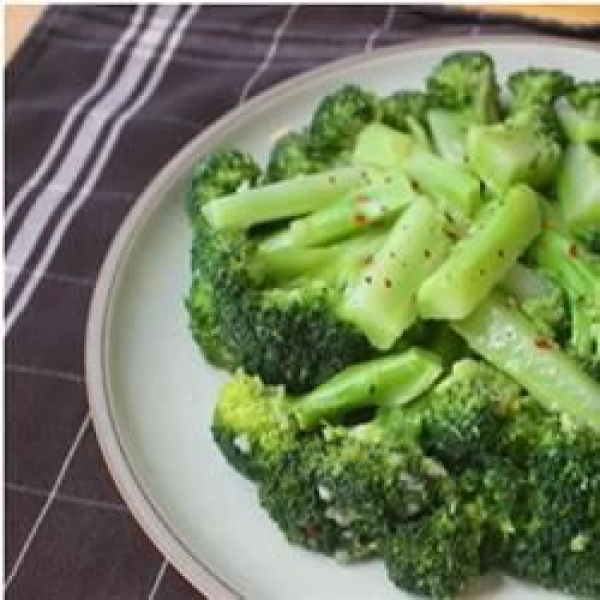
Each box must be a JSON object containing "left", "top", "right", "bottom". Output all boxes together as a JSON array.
[
  {"left": 424, "top": 249, "right": 431, "bottom": 259},
  {"left": 365, "top": 276, "right": 372, "bottom": 284},
  {"left": 390, "top": 252, "right": 397, "bottom": 259},
  {"left": 385, "top": 176, "right": 392, "bottom": 184},
  {"left": 498, "top": 249, "right": 505, "bottom": 259},
  {"left": 384, "top": 278, "right": 392, "bottom": 289},
  {"left": 329, "top": 175, "right": 336, "bottom": 185},
  {"left": 479, "top": 268, "right": 486, "bottom": 276},
  {"left": 369, "top": 384, "right": 377, "bottom": 395}
]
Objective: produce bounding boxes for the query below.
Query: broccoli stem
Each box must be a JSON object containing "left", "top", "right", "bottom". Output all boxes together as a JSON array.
[
  {"left": 339, "top": 198, "right": 452, "bottom": 350},
  {"left": 353, "top": 123, "right": 481, "bottom": 220},
  {"left": 202, "top": 166, "right": 366, "bottom": 230},
  {"left": 557, "top": 143, "right": 600, "bottom": 232},
  {"left": 252, "top": 231, "right": 385, "bottom": 285},
  {"left": 451, "top": 293, "right": 600, "bottom": 431},
  {"left": 258, "top": 171, "right": 415, "bottom": 251},
  {"left": 555, "top": 95, "right": 600, "bottom": 143},
  {"left": 426, "top": 109, "right": 470, "bottom": 165},
  {"left": 466, "top": 121, "right": 561, "bottom": 193},
  {"left": 418, "top": 184, "right": 541, "bottom": 320},
  {"left": 292, "top": 348, "right": 442, "bottom": 429}
]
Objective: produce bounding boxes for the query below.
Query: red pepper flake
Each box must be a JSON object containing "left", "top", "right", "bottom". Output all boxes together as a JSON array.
[
  {"left": 305, "top": 522, "right": 320, "bottom": 539},
  {"left": 568, "top": 243, "right": 578, "bottom": 258},
  {"left": 354, "top": 213, "right": 368, "bottom": 225},
  {"left": 355, "top": 195, "right": 371, "bottom": 205},
  {"left": 384, "top": 278, "right": 392, "bottom": 289},
  {"left": 424, "top": 249, "right": 431, "bottom": 259},
  {"left": 535, "top": 338, "right": 553, "bottom": 350}
]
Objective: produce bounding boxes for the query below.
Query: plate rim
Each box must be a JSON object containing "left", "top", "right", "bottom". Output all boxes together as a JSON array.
[{"left": 85, "top": 34, "right": 599, "bottom": 599}]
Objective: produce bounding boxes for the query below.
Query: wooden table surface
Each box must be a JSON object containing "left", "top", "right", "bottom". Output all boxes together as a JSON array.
[{"left": 5, "top": 4, "right": 600, "bottom": 64}]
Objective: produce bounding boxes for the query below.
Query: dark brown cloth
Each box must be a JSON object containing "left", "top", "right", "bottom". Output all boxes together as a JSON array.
[{"left": 5, "top": 5, "right": 599, "bottom": 599}]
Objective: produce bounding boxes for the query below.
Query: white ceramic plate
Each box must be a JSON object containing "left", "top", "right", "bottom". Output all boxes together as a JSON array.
[{"left": 86, "top": 37, "right": 599, "bottom": 600}]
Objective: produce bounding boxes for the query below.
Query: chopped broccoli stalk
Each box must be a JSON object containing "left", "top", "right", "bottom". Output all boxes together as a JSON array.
[
  {"left": 530, "top": 230, "right": 600, "bottom": 379},
  {"left": 264, "top": 131, "right": 334, "bottom": 183},
  {"left": 353, "top": 123, "right": 481, "bottom": 219},
  {"left": 507, "top": 68, "right": 574, "bottom": 112},
  {"left": 557, "top": 143, "right": 600, "bottom": 232},
  {"left": 258, "top": 170, "right": 415, "bottom": 251},
  {"left": 427, "top": 108, "right": 471, "bottom": 164},
  {"left": 452, "top": 293, "right": 600, "bottom": 431},
  {"left": 309, "top": 84, "right": 380, "bottom": 151},
  {"left": 466, "top": 106, "right": 562, "bottom": 193},
  {"left": 555, "top": 81, "right": 600, "bottom": 143},
  {"left": 253, "top": 231, "right": 385, "bottom": 287},
  {"left": 293, "top": 349, "right": 442, "bottom": 429},
  {"left": 202, "top": 166, "right": 366, "bottom": 230},
  {"left": 340, "top": 198, "right": 452, "bottom": 350},
  {"left": 187, "top": 149, "right": 262, "bottom": 221},
  {"left": 418, "top": 184, "right": 541, "bottom": 321},
  {"left": 426, "top": 51, "right": 501, "bottom": 124}
]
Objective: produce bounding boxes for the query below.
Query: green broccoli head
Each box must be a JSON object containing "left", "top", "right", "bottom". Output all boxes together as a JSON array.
[
  {"left": 507, "top": 420, "right": 600, "bottom": 597},
  {"left": 186, "top": 150, "right": 261, "bottom": 220},
  {"left": 187, "top": 205, "right": 374, "bottom": 392},
  {"left": 264, "top": 131, "right": 333, "bottom": 183},
  {"left": 418, "top": 359, "right": 522, "bottom": 465},
  {"left": 426, "top": 51, "right": 501, "bottom": 124},
  {"left": 507, "top": 68, "right": 574, "bottom": 112},
  {"left": 384, "top": 496, "right": 484, "bottom": 600},
  {"left": 555, "top": 80, "right": 600, "bottom": 143},
  {"left": 310, "top": 419, "right": 449, "bottom": 560},
  {"left": 211, "top": 370, "right": 297, "bottom": 479},
  {"left": 381, "top": 90, "right": 431, "bottom": 133},
  {"left": 309, "top": 84, "right": 380, "bottom": 150}
]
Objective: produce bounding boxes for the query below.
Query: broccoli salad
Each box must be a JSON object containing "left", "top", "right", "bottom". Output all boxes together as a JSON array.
[{"left": 185, "top": 51, "right": 600, "bottom": 599}]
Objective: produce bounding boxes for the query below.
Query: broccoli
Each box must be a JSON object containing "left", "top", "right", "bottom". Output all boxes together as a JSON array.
[
  {"left": 507, "top": 420, "right": 600, "bottom": 598},
  {"left": 384, "top": 495, "right": 484, "bottom": 600},
  {"left": 531, "top": 230, "right": 600, "bottom": 380},
  {"left": 507, "top": 68, "right": 574, "bottom": 113},
  {"left": 211, "top": 350, "right": 442, "bottom": 478},
  {"left": 452, "top": 292, "right": 600, "bottom": 430},
  {"left": 557, "top": 142, "right": 600, "bottom": 233},
  {"left": 418, "top": 184, "right": 541, "bottom": 321},
  {"left": 467, "top": 104, "right": 562, "bottom": 193},
  {"left": 309, "top": 84, "right": 380, "bottom": 151},
  {"left": 555, "top": 80, "right": 600, "bottom": 143},
  {"left": 264, "top": 130, "right": 334, "bottom": 183},
  {"left": 381, "top": 90, "right": 430, "bottom": 132},
  {"left": 186, "top": 149, "right": 262, "bottom": 221},
  {"left": 416, "top": 359, "right": 522, "bottom": 465},
  {"left": 426, "top": 51, "right": 501, "bottom": 124}
]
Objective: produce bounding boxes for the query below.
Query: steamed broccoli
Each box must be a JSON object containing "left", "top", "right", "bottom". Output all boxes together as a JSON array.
[
  {"left": 427, "top": 51, "right": 501, "bottom": 124},
  {"left": 264, "top": 131, "right": 333, "bottom": 183},
  {"left": 555, "top": 80, "right": 600, "bottom": 143},
  {"left": 507, "top": 68, "right": 574, "bottom": 112},
  {"left": 309, "top": 84, "right": 380, "bottom": 150},
  {"left": 186, "top": 149, "right": 261, "bottom": 221}
]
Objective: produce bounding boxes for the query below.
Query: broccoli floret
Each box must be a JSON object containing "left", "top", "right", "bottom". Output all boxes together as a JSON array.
[
  {"left": 186, "top": 149, "right": 261, "bottom": 220},
  {"left": 507, "top": 68, "right": 574, "bottom": 112},
  {"left": 311, "top": 412, "right": 449, "bottom": 560},
  {"left": 417, "top": 359, "right": 522, "bottom": 465},
  {"left": 467, "top": 105, "right": 562, "bottom": 192},
  {"left": 309, "top": 84, "right": 380, "bottom": 151},
  {"left": 264, "top": 131, "right": 334, "bottom": 183},
  {"left": 384, "top": 496, "right": 484, "bottom": 600},
  {"left": 507, "top": 422, "right": 600, "bottom": 598},
  {"left": 381, "top": 90, "right": 431, "bottom": 138},
  {"left": 531, "top": 231, "right": 600, "bottom": 382},
  {"left": 555, "top": 81, "right": 600, "bottom": 143},
  {"left": 426, "top": 51, "right": 501, "bottom": 124}
]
